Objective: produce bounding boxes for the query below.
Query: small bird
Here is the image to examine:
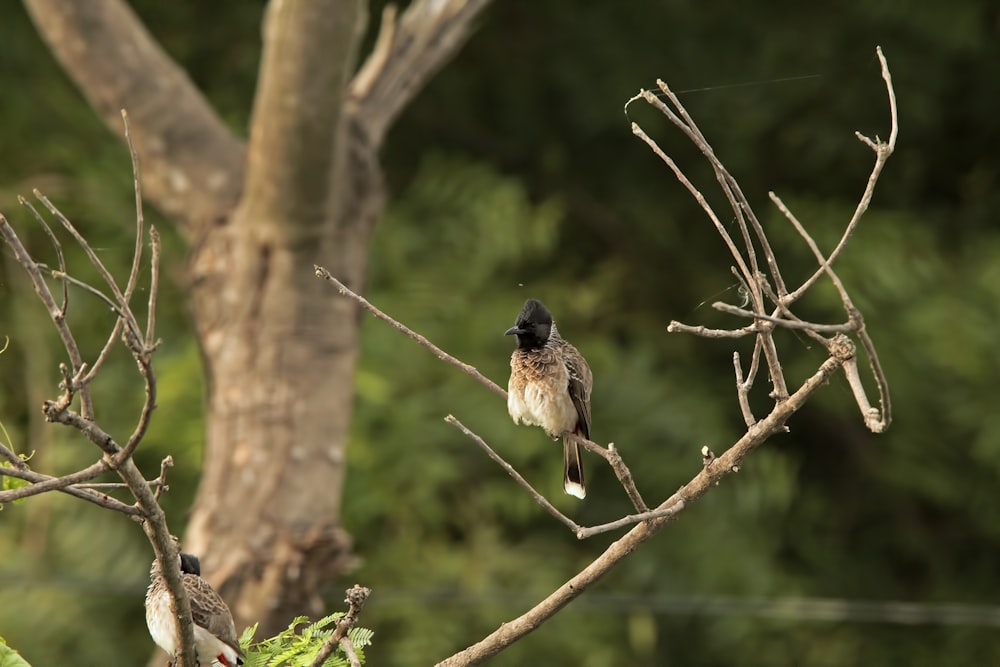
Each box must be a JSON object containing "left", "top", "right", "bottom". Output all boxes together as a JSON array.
[
  {"left": 506, "top": 298, "right": 593, "bottom": 499},
  {"left": 145, "top": 551, "right": 245, "bottom": 667}
]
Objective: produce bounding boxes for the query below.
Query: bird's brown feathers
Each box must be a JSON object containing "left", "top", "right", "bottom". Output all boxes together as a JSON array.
[
  {"left": 184, "top": 574, "right": 241, "bottom": 652},
  {"left": 560, "top": 338, "right": 592, "bottom": 440}
]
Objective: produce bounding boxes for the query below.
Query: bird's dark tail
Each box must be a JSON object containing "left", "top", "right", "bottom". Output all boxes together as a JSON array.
[{"left": 563, "top": 434, "right": 586, "bottom": 499}]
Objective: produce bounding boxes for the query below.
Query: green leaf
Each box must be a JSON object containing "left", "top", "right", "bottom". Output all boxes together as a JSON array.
[
  {"left": 0, "top": 638, "right": 33, "bottom": 667},
  {"left": 0, "top": 452, "right": 32, "bottom": 509}
]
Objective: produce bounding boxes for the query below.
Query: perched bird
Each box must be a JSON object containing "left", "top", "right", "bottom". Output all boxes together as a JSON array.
[
  {"left": 506, "top": 298, "right": 593, "bottom": 499},
  {"left": 145, "top": 551, "right": 245, "bottom": 667}
]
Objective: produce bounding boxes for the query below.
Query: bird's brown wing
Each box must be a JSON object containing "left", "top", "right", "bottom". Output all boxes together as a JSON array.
[
  {"left": 561, "top": 340, "right": 593, "bottom": 439},
  {"left": 184, "top": 574, "right": 243, "bottom": 654}
]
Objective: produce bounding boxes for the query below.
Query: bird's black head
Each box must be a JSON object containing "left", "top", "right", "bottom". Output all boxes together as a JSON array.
[
  {"left": 179, "top": 552, "right": 202, "bottom": 576},
  {"left": 505, "top": 298, "right": 553, "bottom": 350}
]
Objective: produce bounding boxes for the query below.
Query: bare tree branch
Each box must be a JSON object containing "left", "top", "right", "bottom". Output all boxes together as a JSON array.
[
  {"left": 0, "top": 456, "right": 108, "bottom": 501},
  {"left": 733, "top": 352, "right": 756, "bottom": 427},
  {"left": 445, "top": 416, "right": 582, "bottom": 534},
  {"left": 631, "top": 46, "right": 895, "bottom": 431},
  {"left": 445, "top": 417, "right": 690, "bottom": 538},
  {"left": 437, "top": 349, "right": 854, "bottom": 666},
  {"left": 121, "top": 109, "right": 146, "bottom": 308},
  {"left": 785, "top": 46, "right": 897, "bottom": 304},
  {"left": 769, "top": 191, "right": 891, "bottom": 431},
  {"left": 349, "top": 0, "right": 494, "bottom": 146},
  {"left": 23, "top": 0, "right": 245, "bottom": 232},
  {"left": 437, "top": 48, "right": 898, "bottom": 664},
  {"left": 0, "top": 117, "right": 199, "bottom": 665},
  {"left": 712, "top": 301, "right": 854, "bottom": 333},
  {"left": 668, "top": 321, "right": 762, "bottom": 338},
  {"left": 3, "top": 204, "right": 95, "bottom": 419},
  {"left": 571, "top": 434, "right": 649, "bottom": 512},
  {"left": 0, "top": 443, "right": 140, "bottom": 515},
  {"left": 629, "top": 110, "right": 790, "bottom": 402},
  {"left": 317, "top": 267, "right": 654, "bottom": 520},
  {"left": 315, "top": 266, "right": 506, "bottom": 399}
]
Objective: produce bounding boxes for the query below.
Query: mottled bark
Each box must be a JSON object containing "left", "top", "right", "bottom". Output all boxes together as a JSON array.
[{"left": 182, "top": 0, "right": 368, "bottom": 633}]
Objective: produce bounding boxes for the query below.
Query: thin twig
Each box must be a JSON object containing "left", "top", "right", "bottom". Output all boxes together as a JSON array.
[
  {"left": 146, "top": 226, "right": 161, "bottom": 351},
  {"left": 4, "top": 208, "right": 94, "bottom": 418},
  {"left": 0, "top": 459, "right": 110, "bottom": 502},
  {"left": 309, "top": 585, "right": 372, "bottom": 667},
  {"left": 446, "top": 418, "right": 663, "bottom": 537},
  {"left": 854, "top": 327, "right": 891, "bottom": 432},
  {"left": 30, "top": 202, "right": 70, "bottom": 318},
  {"left": 76, "top": 478, "right": 166, "bottom": 490},
  {"left": 33, "top": 190, "right": 141, "bottom": 337},
  {"left": 575, "top": 501, "right": 686, "bottom": 539},
  {"left": 630, "top": 122, "right": 752, "bottom": 286},
  {"left": 153, "top": 455, "right": 173, "bottom": 501},
  {"left": 114, "top": 355, "right": 157, "bottom": 465},
  {"left": 78, "top": 308, "right": 125, "bottom": 388},
  {"left": 631, "top": 92, "right": 790, "bottom": 400},
  {"left": 445, "top": 416, "right": 582, "bottom": 534},
  {"left": 769, "top": 191, "right": 891, "bottom": 429},
  {"left": 340, "top": 636, "right": 362, "bottom": 667},
  {"left": 0, "top": 465, "right": 141, "bottom": 515},
  {"left": 46, "top": 270, "right": 124, "bottom": 314},
  {"left": 667, "top": 321, "right": 760, "bottom": 338},
  {"left": 315, "top": 265, "right": 506, "bottom": 399},
  {"left": 733, "top": 352, "right": 756, "bottom": 427},
  {"left": 746, "top": 336, "right": 763, "bottom": 388},
  {"left": 786, "top": 46, "right": 897, "bottom": 303},
  {"left": 648, "top": 83, "right": 767, "bottom": 302},
  {"left": 571, "top": 435, "right": 649, "bottom": 513},
  {"left": 712, "top": 301, "right": 853, "bottom": 332},
  {"left": 120, "top": 110, "right": 145, "bottom": 308}
]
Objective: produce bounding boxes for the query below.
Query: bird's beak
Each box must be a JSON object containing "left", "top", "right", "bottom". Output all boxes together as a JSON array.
[{"left": 504, "top": 326, "right": 524, "bottom": 336}]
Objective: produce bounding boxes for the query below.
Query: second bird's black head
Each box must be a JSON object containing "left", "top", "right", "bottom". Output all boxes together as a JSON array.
[
  {"left": 505, "top": 298, "right": 553, "bottom": 350},
  {"left": 179, "top": 552, "right": 202, "bottom": 576}
]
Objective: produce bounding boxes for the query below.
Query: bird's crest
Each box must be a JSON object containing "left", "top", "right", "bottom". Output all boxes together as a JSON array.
[{"left": 516, "top": 298, "right": 553, "bottom": 327}]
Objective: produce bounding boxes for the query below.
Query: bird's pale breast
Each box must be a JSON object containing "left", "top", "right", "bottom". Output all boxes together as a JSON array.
[{"left": 509, "top": 348, "right": 578, "bottom": 437}]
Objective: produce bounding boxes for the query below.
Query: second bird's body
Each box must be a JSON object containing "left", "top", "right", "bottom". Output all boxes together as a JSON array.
[
  {"left": 506, "top": 299, "right": 593, "bottom": 499},
  {"left": 145, "top": 552, "right": 244, "bottom": 667}
]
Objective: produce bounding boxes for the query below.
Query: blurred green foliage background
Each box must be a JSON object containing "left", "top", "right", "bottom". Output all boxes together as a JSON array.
[{"left": 2, "top": 1, "right": 999, "bottom": 665}]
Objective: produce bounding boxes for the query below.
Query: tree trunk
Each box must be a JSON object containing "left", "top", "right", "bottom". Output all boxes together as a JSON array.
[
  {"left": 181, "top": 0, "right": 369, "bottom": 634},
  {"left": 24, "top": 0, "right": 491, "bottom": 640},
  {"left": 184, "top": 217, "right": 365, "bottom": 632}
]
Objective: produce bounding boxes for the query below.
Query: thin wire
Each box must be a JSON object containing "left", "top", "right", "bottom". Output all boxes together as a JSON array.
[
  {"left": 3, "top": 573, "right": 997, "bottom": 627},
  {"left": 370, "top": 590, "right": 1000, "bottom": 627},
  {"left": 671, "top": 73, "right": 822, "bottom": 96}
]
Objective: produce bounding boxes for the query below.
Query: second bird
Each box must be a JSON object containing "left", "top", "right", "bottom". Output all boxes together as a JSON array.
[{"left": 506, "top": 298, "right": 593, "bottom": 499}]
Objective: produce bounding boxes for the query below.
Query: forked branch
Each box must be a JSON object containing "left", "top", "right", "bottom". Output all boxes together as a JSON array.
[
  {"left": 0, "top": 112, "right": 197, "bottom": 667},
  {"left": 318, "top": 46, "right": 896, "bottom": 666},
  {"left": 630, "top": 46, "right": 894, "bottom": 432}
]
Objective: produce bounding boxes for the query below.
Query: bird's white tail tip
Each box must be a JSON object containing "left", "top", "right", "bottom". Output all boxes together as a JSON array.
[{"left": 565, "top": 482, "right": 586, "bottom": 499}]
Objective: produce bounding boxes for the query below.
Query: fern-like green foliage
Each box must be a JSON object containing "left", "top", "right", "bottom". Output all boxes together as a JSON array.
[
  {"left": 239, "top": 614, "right": 373, "bottom": 667},
  {"left": 0, "top": 636, "right": 33, "bottom": 667},
  {"left": 0, "top": 458, "right": 30, "bottom": 507},
  {"left": 0, "top": 338, "right": 25, "bottom": 507}
]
